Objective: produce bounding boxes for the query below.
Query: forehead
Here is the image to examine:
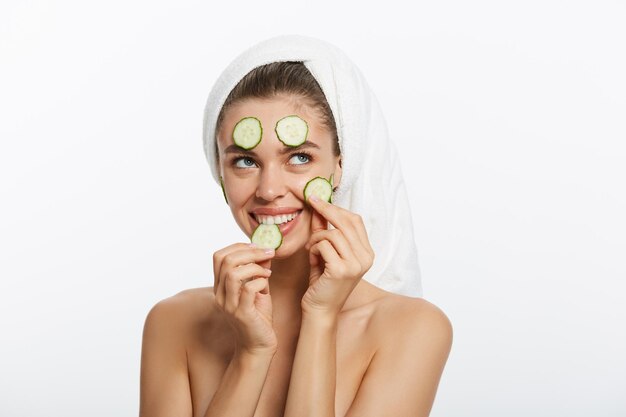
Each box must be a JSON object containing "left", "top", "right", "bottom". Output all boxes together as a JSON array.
[{"left": 217, "top": 95, "right": 326, "bottom": 150}]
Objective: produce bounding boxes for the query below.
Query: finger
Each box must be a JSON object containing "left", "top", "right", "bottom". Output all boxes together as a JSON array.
[
  {"left": 310, "top": 239, "right": 342, "bottom": 266},
  {"left": 214, "top": 243, "right": 245, "bottom": 307},
  {"left": 238, "top": 277, "right": 271, "bottom": 314},
  {"left": 329, "top": 206, "right": 372, "bottom": 260},
  {"left": 256, "top": 250, "right": 274, "bottom": 270},
  {"left": 306, "top": 207, "right": 370, "bottom": 262},
  {"left": 307, "top": 229, "right": 356, "bottom": 261},
  {"left": 218, "top": 246, "right": 275, "bottom": 307},
  {"left": 308, "top": 195, "right": 347, "bottom": 229},
  {"left": 309, "top": 196, "right": 361, "bottom": 240},
  {"left": 351, "top": 214, "right": 374, "bottom": 256},
  {"left": 224, "top": 263, "right": 271, "bottom": 314},
  {"left": 310, "top": 205, "right": 328, "bottom": 234},
  {"left": 213, "top": 243, "right": 254, "bottom": 298}
]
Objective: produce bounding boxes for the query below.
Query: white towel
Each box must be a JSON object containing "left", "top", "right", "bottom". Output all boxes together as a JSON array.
[{"left": 202, "top": 34, "right": 423, "bottom": 297}]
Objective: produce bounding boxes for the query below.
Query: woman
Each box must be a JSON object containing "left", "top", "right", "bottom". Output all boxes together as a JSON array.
[{"left": 140, "top": 35, "right": 452, "bottom": 417}]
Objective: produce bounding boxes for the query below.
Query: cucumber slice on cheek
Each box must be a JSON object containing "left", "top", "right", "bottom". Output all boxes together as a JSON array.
[
  {"left": 275, "top": 115, "right": 308, "bottom": 147},
  {"left": 232, "top": 116, "right": 263, "bottom": 150},
  {"left": 251, "top": 224, "right": 283, "bottom": 250},
  {"left": 304, "top": 176, "right": 333, "bottom": 203}
]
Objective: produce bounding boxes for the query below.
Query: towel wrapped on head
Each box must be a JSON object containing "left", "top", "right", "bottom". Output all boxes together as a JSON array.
[{"left": 203, "top": 34, "right": 423, "bottom": 297}]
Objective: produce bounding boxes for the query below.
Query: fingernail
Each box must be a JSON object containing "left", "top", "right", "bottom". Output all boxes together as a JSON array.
[
  {"left": 264, "top": 268, "right": 272, "bottom": 274},
  {"left": 264, "top": 248, "right": 274, "bottom": 254},
  {"left": 310, "top": 194, "right": 320, "bottom": 202},
  {"left": 249, "top": 243, "right": 257, "bottom": 248}
]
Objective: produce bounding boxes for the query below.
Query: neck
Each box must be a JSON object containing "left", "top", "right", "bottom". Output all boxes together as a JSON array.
[{"left": 267, "top": 246, "right": 311, "bottom": 317}]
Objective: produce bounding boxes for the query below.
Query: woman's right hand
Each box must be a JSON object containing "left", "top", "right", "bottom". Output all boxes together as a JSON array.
[{"left": 213, "top": 243, "right": 278, "bottom": 356}]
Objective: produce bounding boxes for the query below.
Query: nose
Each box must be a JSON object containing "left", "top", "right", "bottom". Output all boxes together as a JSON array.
[{"left": 255, "top": 163, "right": 288, "bottom": 201}]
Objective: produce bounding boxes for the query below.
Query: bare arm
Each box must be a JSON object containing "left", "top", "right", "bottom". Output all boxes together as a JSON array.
[
  {"left": 139, "top": 295, "right": 277, "bottom": 417},
  {"left": 344, "top": 301, "right": 453, "bottom": 417},
  {"left": 283, "top": 313, "right": 338, "bottom": 417},
  {"left": 139, "top": 298, "right": 193, "bottom": 417}
]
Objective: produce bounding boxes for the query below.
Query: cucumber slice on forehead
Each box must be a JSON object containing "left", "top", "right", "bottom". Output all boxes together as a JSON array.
[
  {"left": 232, "top": 117, "right": 262, "bottom": 150},
  {"left": 275, "top": 115, "right": 308, "bottom": 147},
  {"left": 304, "top": 176, "right": 333, "bottom": 203},
  {"left": 251, "top": 224, "right": 283, "bottom": 250}
]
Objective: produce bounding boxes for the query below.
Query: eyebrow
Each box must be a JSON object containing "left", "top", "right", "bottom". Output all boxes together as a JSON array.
[{"left": 223, "top": 141, "right": 321, "bottom": 156}]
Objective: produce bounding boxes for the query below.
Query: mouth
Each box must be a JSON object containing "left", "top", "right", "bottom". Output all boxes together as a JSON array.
[
  {"left": 249, "top": 209, "right": 303, "bottom": 226},
  {"left": 249, "top": 209, "right": 304, "bottom": 237}
]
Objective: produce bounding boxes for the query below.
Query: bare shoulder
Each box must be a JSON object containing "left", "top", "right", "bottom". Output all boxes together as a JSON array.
[
  {"left": 148, "top": 287, "right": 213, "bottom": 325},
  {"left": 370, "top": 293, "right": 453, "bottom": 352},
  {"left": 140, "top": 287, "right": 215, "bottom": 417},
  {"left": 144, "top": 286, "right": 215, "bottom": 329},
  {"left": 340, "top": 293, "right": 453, "bottom": 416}
]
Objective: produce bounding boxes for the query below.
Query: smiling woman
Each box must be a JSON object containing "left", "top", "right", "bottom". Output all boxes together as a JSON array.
[
  {"left": 139, "top": 35, "right": 452, "bottom": 417},
  {"left": 216, "top": 93, "right": 341, "bottom": 255}
]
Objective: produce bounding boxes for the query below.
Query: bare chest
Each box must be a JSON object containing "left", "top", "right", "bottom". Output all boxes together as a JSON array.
[{"left": 187, "top": 313, "right": 377, "bottom": 417}]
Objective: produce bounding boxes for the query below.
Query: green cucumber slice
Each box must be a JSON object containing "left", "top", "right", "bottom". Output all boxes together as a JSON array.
[
  {"left": 219, "top": 176, "right": 228, "bottom": 204},
  {"left": 233, "top": 117, "right": 262, "bottom": 150},
  {"left": 275, "top": 115, "right": 308, "bottom": 147},
  {"left": 251, "top": 224, "right": 283, "bottom": 250},
  {"left": 304, "top": 176, "right": 333, "bottom": 203},
  {"left": 328, "top": 173, "right": 334, "bottom": 203}
]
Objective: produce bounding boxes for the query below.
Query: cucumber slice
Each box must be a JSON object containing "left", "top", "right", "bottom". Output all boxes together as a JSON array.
[
  {"left": 275, "top": 115, "right": 308, "bottom": 147},
  {"left": 251, "top": 224, "right": 283, "bottom": 250},
  {"left": 219, "top": 176, "right": 228, "bottom": 204},
  {"left": 303, "top": 176, "right": 333, "bottom": 203},
  {"left": 328, "top": 173, "right": 334, "bottom": 203},
  {"left": 233, "top": 117, "right": 262, "bottom": 150}
]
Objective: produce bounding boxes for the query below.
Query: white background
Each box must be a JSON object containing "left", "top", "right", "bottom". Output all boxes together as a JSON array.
[{"left": 1, "top": 1, "right": 624, "bottom": 416}]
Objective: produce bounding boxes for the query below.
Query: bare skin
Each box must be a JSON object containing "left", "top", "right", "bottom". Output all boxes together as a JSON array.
[
  {"left": 141, "top": 284, "right": 450, "bottom": 417},
  {"left": 139, "top": 94, "right": 453, "bottom": 417}
]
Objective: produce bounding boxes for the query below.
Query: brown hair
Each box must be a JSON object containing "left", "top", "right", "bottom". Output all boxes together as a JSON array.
[{"left": 215, "top": 61, "right": 340, "bottom": 157}]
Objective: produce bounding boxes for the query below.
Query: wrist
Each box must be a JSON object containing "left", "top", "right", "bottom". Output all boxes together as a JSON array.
[
  {"left": 235, "top": 346, "right": 277, "bottom": 362},
  {"left": 232, "top": 350, "right": 275, "bottom": 373},
  {"left": 301, "top": 309, "right": 340, "bottom": 327}
]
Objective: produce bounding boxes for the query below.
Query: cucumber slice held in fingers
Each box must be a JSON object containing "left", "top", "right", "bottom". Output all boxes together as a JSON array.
[
  {"left": 251, "top": 224, "right": 283, "bottom": 250},
  {"left": 275, "top": 115, "right": 308, "bottom": 147},
  {"left": 304, "top": 176, "right": 333, "bottom": 204},
  {"left": 233, "top": 116, "right": 263, "bottom": 150}
]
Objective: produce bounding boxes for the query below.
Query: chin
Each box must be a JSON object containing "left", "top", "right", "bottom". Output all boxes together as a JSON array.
[{"left": 273, "top": 239, "right": 307, "bottom": 259}]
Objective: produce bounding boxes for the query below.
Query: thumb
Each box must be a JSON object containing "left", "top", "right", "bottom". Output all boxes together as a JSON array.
[{"left": 258, "top": 258, "right": 272, "bottom": 270}]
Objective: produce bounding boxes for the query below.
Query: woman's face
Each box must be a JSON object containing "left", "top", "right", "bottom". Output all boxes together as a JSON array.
[{"left": 217, "top": 94, "right": 342, "bottom": 258}]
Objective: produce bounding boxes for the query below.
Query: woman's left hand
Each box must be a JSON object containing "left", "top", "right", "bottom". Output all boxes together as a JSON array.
[{"left": 302, "top": 195, "right": 375, "bottom": 317}]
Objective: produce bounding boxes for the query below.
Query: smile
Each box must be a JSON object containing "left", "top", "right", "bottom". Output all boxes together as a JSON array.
[{"left": 252, "top": 210, "right": 302, "bottom": 225}]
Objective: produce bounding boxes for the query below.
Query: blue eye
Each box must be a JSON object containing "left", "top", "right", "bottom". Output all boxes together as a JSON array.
[
  {"left": 233, "top": 157, "right": 257, "bottom": 169},
  {"left": 231, "top": 152, "right": 314, "bottom": 170},
  {"left": 289, "top": 153, "right": 311, "bottom": 165}
]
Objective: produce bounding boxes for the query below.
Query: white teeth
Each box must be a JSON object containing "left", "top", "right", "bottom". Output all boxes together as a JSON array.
[{"left": 254, "top": 211, "right": 300, "bottom": 225}]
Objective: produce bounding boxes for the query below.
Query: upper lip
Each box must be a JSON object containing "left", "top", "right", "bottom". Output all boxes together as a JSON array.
[{"left": 250, "top": 207, "right": 303, "bottom": 216}]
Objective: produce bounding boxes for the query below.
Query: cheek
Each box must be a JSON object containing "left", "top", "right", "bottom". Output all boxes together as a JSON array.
[
  {"left": 291, "top": 176, "right": 312, "bottom": 199},
  {"left": 224, "top": 178, "right": 256, "bottom": 204},
  {"left": 290, "top": 169, "right": 332, "bottom": 201}
]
